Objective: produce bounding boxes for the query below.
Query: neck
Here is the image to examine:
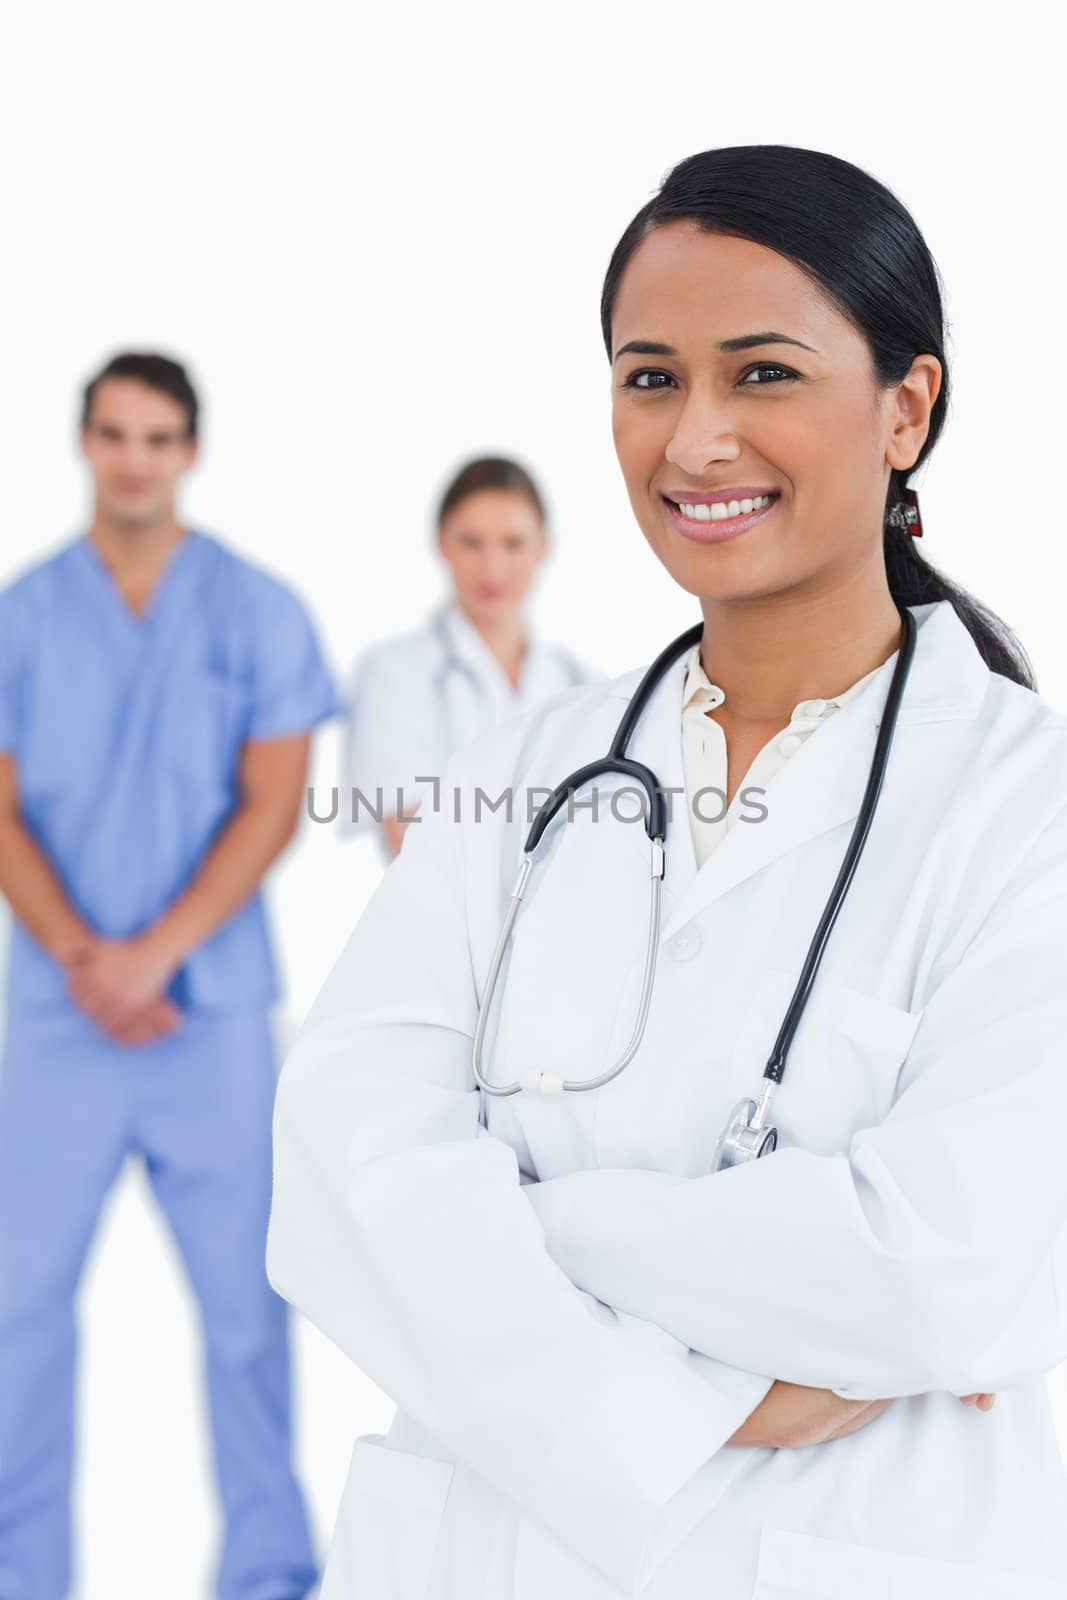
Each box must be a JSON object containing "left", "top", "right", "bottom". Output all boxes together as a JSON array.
[
  {"left": 698, "top": 574, "right": 904, "bottom": 723},
  {"left": 88, "top": 508, "right": 186, "bottom": 580}
]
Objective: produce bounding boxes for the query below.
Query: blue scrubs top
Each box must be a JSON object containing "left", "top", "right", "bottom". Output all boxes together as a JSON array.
[{"left": 0, "top": 530, "right": 340, "bottom": 1015}]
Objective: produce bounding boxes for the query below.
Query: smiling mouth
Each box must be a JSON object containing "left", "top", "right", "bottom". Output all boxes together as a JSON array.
[
  {"left": 662, "top": 491, "right": 780, "bottom": 521},
  {"left": 659, "top": 491, "right": 783, "bottom": 545}
]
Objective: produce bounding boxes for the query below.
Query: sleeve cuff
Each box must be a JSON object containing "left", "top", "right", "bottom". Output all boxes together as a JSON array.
[
  {"left": 523, "top": 1178, "right": 773, "bottom": 1591},
  {"left": 531, "top": 1341, "right": 769, "bottom": 1594},
  {"left": 246, "top": 695, "right": 343, "bottom": 740}
]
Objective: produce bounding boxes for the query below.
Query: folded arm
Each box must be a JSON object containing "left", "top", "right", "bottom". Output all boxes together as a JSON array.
[
  {"left": 526, "top": 804, "right": 1067, "bottom": 1401},
  {"left": 266, "top": 782, "right": 773, "bottom": 1596}
]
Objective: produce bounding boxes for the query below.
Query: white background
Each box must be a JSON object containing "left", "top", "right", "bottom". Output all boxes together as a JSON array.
[{"left": 1, "top": 2, "right": 1064, "bottom": 1594}]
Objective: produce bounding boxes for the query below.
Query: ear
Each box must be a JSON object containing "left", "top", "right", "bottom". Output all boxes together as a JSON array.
[
  {"left": 886, "top": 354, "right": 942, "bottom": 474},
  {"left": 181, "top": 437, "right": 200, "bottom": 471}
]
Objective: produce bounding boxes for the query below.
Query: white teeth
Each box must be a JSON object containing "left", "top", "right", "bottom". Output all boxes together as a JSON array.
[{"left": 675, "top": 494, "right": 774, "bottom": 520}]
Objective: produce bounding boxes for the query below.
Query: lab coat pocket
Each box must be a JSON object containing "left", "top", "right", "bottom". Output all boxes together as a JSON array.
[
  {"left": 320, "top": 1432, "right": 454, "bottom": 1600},
  {"left": 752, "top": 1526, "right": 1064, "bottom": 1598},
  {"left": 732, "top": 968, "right": 922, "bottom": 1157}
]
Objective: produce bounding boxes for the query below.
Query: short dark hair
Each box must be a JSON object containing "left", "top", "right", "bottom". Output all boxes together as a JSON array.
[
  {"left": 436, "top": 456, "right": 547, "bottom": 529},
  {"left": 81, "top": 351, "right": 199, "bottom": 439}
]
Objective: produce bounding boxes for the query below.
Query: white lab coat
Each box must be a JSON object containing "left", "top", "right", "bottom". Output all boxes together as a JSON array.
[
  {"left": 340, "top": 603, "right": 588, "bottom": 840},
  {"left": 267, "top": 599, "right": 1067, "bottom": 1599}
]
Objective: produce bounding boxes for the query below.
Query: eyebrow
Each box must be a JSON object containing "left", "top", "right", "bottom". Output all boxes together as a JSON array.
[
  {"left": 94, "top": 423, "right": 184, "bottom": 440},
  {"left": 612, "top": 331, "right": 819, "bottom": 362}
]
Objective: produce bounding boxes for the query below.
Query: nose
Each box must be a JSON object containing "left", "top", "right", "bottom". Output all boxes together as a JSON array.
[
  {"left": 482, "top": 546, "right": 513, "bottom": 583},
  {"left": 664, "top": 390, "right": 742, "bottom": 477},
  {"left": 116, "top": 438, "right": 151, "bottom": 474}
]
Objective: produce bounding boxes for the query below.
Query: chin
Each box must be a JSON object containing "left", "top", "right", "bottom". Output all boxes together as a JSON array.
[
  {"left": 109, "top": 502, "right": 163, "bottom": 529},
  {"left": 653, "top": 548, "right": 771, "bottom": 605}
]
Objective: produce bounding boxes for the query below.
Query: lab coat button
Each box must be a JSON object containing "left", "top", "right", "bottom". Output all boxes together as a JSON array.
[
  {"left": 667, "top": 927, "right": 702, "bottom": 962},
  {"left": 777, "top": 731, "right": 805, "bottom": 756}
]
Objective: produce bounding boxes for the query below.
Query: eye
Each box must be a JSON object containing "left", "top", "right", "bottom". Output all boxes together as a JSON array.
[
  {"left": 740, "top": 364, "right": 799, "bottom": 386},
  {"left": 620, "top": 369, "right": 677, "bottom": 391},
  {"left": 620, "top": 364, "right": 801, "bottom": 392}
]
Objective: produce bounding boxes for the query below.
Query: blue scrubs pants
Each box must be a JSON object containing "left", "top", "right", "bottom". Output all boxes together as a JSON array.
[{"left": 0, "top": 1005, "right": 317, "bottom": 1600}]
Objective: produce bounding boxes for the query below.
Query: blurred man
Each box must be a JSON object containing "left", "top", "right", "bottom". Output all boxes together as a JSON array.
[{"left": 0, "top": 353, "right": 333, "bottom": 1599}]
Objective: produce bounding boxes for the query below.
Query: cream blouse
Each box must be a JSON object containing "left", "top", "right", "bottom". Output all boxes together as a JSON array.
[{"left": 680, "top": 643, "right": 886, "bottom": 870}]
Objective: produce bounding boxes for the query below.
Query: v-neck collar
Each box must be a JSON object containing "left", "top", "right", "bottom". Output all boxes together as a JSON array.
[
  {"left": 437, "top": 601, "right": 528, "bottom": 700},
  {"left": 76, "top": 527, "right": 201, "bottom": 632}
]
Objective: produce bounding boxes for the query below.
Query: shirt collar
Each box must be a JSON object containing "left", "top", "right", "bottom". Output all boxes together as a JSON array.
[{"left": 681, "top": 639, "right": 902, "bottom": 718}]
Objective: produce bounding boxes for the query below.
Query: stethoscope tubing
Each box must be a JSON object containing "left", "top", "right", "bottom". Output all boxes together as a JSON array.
[
  {"left": 471, "top": 603, "right": 916, "bottom": 1109},
  {"left": 762, "top": 603, "right": 916, "bottom": 1084}
]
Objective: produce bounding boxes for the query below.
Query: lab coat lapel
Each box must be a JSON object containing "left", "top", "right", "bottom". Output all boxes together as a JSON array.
[
  {"left": 612, "top": 602, "right": 990, "bottom": 947},
  {"left": 607, "top": 635, "right": 881, "bottom": 936},
  {"left": 435, "top": 604, "right": 502, "bottom": 748},
  {"left": 658, "top": 695, "right": 883, "bottom": 944}
]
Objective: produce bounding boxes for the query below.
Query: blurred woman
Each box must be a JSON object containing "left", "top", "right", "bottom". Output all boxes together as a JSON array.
[{"left": 342, "top": 455, "right": 588, "bottom": 857}]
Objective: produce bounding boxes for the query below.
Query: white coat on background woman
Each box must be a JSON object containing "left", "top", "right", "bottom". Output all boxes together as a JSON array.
[
  {"left": 341, "top": 457, "right": 587, "bottom": 859},
  {"left": 266, "top": 144, "right": 1067, "bottom": 1599}
]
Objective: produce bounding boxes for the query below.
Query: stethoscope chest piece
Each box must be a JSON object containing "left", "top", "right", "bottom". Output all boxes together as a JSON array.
[{"left": 712, "top": 1096, "right": 779, "bottom": 1171}]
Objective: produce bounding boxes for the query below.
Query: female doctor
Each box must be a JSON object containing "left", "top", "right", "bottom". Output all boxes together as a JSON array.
[
  {"left": 266, "top": 145, "right": 1067, "bottom": 1599},
  {"left": 341, "top": 455, "right": 587, "bottom": 858}
]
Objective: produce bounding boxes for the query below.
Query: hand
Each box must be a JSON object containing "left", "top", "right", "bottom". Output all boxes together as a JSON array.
[
  {"left": 811, "top": 1391, "right": 996, "bottom": 1432},
  {"left": 52, "top": 931, "right": 95, "bottom": 967},
  {"left": 64, "top": 934, "right": 181, "bottom": 1036},
  {"left": 729, "top": 1380, "right": 891, "bottom": 1449},
  {"left": 382, "top": 808, "right": 420, "bottom": 859},
  {"left": 104, "top": 996, "right": 184, "bottom": 1047}
]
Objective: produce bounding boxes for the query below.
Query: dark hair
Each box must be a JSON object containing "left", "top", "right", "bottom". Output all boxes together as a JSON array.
[
  {"left": 601, "top": 145, "right": 1034, "bottom": 689},
  {"left": 436, "top": 456, "right": 547, "bottom": 530},
  {"left": 81, "top": 351, "right": 199, "bottom": 440}
]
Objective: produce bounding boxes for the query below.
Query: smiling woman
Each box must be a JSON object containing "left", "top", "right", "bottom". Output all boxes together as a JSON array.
[{"left": 266, "top": 145, "right": 1067, "bottom": 1600}]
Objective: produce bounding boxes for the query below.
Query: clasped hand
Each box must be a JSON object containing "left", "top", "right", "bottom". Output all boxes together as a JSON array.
[
  {"left": 58, "top": 933, "right": 182, "bottom": 1045},
  {"left": 730, "top": 1380, "right": 995, "bottom": 1450}
]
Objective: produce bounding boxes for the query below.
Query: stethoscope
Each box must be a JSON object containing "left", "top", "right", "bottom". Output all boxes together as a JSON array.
[
  {"left": 471, "top": 603, "right": 917, "bottom": 1171},
  {"left": 430, "top": 608, "right": 489, "bottom": 739},
  {"left": 430, "top": 606, "right": 585, "bottom": 734}
]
